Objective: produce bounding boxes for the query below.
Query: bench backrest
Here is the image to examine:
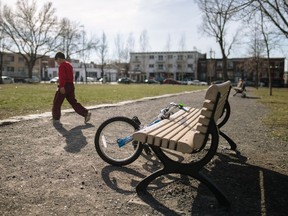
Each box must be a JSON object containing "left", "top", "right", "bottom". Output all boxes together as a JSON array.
[
  {"left": 176, "top": 81, "right": 231, "bottom": 152},
  {"left": 132, "top": 81, "right": 232, "bottom": 154}
]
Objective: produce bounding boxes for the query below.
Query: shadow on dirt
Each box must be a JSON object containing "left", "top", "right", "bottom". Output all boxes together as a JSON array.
[
  {"left": 53, "top": 122, "right": 94, "bottom": 153},
  {"left": 193, "top": 151, "right": 288, "bottom": 215},
  {"left": 100, "top": 149, "right": 288, "bottom": 215}
]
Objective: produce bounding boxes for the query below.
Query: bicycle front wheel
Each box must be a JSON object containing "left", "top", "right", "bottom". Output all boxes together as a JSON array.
[{"left": 94, "top": 116, "right": 143, "bottom": 166}]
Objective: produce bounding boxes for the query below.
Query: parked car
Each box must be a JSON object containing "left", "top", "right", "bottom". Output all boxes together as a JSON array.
[
  {"left": 87, "top": 77, "right": 97, "bottom": 82},
  {"left": 1, "top": 76, "right": 14, "bottom": 84},
  {"left": 24, "top": 76, "right": 40, "bottom": 83},
  {"left": 189, "top": 80, "right": 208, "bottom": 86},
  {"left": 163, "top": 78, "right": 181, "bottom": 85},
  {"left": 144, "top": 79, "right": 160, "bottom": 84},
  {"left": 117, "top": 77, "right": 136, "bottom": 84},
  {"left": 211, "top": 80, "right": 224, "bottom": 85},
  {"left": 49, "top": 77, "right": 59, "bottom": 83}
]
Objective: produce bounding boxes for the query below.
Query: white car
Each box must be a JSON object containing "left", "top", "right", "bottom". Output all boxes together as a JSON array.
[
  {"left": 189, "top": 80, "right": 208, "bottom": 85},
  {"left": 49, "top": 77, "right": 59, "bottom": 83},
  {"left": 1, "top": 76, "right": 14, "bottom": 84}
]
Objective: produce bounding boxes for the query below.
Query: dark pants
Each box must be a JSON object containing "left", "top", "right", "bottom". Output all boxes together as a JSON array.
[{"left": 52, "top": 83, "right": 88, "bottom": 120}]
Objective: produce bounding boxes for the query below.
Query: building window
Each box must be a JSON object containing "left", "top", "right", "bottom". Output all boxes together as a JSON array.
[
  {"left": 158, "top": 55, "right": 163, "bottom": 61},
  {"left": 18, "top": 56, "right": 25, "bottom": 63},
  {"left": 7, "top": 67, "right": 14, "bottom": 72},
  {"left": 18, "top": 67, "right": 25, "bottom": 73},
  {"left": 188, "top": 64, "right": 193, "bottom": 69},
  {"left": 217, "top": 61, "right": 222, "bottom": 69},
  {"left": 134, "top": 64, "right": 140, "bottom": 70},
  {"left": 168, "top": 64, "right": 173, "bottom": 68},
  {"left": 177, "top": 64, "right": 182, "bottom": 69},
  {"left": 187, "top": 55, "right": 193, "bottom": 59},
  {"left": 149, "top": 64, "right": 154, "bottom": 68},
  {"left": 158, "top": 64, "right": 163, "bottom": 70},
  {"left": 149, "top": 55, "right": 154, "bottom": 59},
  {"left": 168, "top": 55, "right": 173, "bottom": 59},
  {"left": 228, "top": 61, "right": 233, "bottom": 68},
  {"left": 177, "top": 55, "right": 183, "bottom": 60},
  {"left": 6, "top": 55, "right": 15, "bottom": 62}
]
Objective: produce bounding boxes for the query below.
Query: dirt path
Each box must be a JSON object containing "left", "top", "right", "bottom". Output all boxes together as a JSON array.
[{"left": 0, "top": 89, "right": 287, "bottom": 216}]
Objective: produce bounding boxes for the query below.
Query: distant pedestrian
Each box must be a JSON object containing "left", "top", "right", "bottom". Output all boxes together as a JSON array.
[{"left": 52, "top": 52, "right": 91, "bottom": 123}]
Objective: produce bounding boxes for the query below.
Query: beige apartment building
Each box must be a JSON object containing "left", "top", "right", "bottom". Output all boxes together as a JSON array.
[
  {"left": 129, "top": 51, "right": 206, "bottom": 82},
  {"left": 1, "top": 52, "right": 50, "bottom": 82}
]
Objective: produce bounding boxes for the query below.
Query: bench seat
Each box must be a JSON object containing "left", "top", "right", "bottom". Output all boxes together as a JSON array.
[
  {"left": 133, "top": 106, "right": 212, "bottom": 154},
  {"left": 133, "top": 84, "right": 227, "bottom": 154}
]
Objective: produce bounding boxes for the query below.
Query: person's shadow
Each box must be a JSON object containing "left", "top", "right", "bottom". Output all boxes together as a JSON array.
[{"left": 53, "top": 122, "right": 94, "bottom": 153}]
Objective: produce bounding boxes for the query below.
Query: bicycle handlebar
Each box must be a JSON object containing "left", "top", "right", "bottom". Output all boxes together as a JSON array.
[{"left": 158, "top": 102, "right": 188, "bottom": 119}]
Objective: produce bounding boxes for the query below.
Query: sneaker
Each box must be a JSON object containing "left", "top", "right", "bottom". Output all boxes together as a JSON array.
[
  {"left": 84, "top": 112, "right": 91, "bottom": 124},
  {"left": 51, "top": 118, "right": 60, "bottom": 123}
]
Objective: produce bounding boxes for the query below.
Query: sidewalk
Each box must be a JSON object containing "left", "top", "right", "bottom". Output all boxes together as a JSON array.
[
  {"left": 0, "top": 90, "right": 287, "bottom": 216},
  {"left": 0, "top": 90, "right": 201, "bottom": 126}
]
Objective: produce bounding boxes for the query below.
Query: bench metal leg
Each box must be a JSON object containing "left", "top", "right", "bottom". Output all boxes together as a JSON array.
[
  {"left": 136, "top": 146, "right": 230, "bottom": 207},
  {"left": 136, "top": 167, "right": 167, "bottom": 193},
  {"left": 220, "top": 131, "right": 237, "bottom": 150},
  {"left": 137, "top": 122, "right": 230, "bottom": 207}
]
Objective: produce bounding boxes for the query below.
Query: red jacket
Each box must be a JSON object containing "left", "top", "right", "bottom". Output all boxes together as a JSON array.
[{"left": 58, "top": 61, "right": 74, "bottom": 88}]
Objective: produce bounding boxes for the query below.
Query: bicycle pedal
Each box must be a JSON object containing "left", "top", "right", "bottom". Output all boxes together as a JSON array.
[{"left": 132, "top": 116, "right": 141, "bottom": 126}]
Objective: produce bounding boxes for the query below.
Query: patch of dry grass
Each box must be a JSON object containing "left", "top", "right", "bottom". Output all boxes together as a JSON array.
[{"left": 253, "top": 87, "right": 288, "bottom": 141}]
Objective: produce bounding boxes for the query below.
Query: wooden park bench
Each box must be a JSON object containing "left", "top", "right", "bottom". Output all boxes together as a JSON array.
[
  {"left": 132, "top": 81, "right": 236, "bottom": 207},
  {"left": 233, "top": 79, "right": 246, "bottom": 97}
]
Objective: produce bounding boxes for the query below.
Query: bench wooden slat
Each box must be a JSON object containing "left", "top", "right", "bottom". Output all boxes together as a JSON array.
[
  {"left": 133, "top": 109, "right": 188, "bottom": 143},
  {"left": 147, "top": 108, "right": 196, "bottom": 145},
  {"left": 167, "top": 115, "right": 201, "bottom": 150},
  {"left": 160, "top": 109, "right": 202, "bottom": 149}
]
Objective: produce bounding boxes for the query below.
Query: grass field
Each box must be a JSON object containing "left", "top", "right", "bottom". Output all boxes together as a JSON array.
[
  {"left": 1, "top": 83, "right": 287, "bottom": 141},
  {"left": 0, "top": 83, "right": 206, "bottom": 120},
  {"left": 253, "top": 87, "right": 288, "bottom": 141}
]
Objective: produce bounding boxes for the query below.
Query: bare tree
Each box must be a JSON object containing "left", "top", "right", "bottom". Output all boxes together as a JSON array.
[
  {"left": 121, "top": 32, "right": 135, "bottom": 75},
  {"left": 0, "top": 27, "right": 7, "bottom": 84},
  {"left": 178, "top": 33, "right": 186, "bottom": 51},
  {"left": 259, "top": 8, "right": 279, "bottom": 96},
  {"left": 139, "top": 29, "right": 150, "bottom": 52},
  {"left": 138, "top": 29, "right": 150, "bottom": 79},
  {"left": 97, "top": 32, "right": 108, "bottom": 80},
  {"left": 114, "top": 33, "right": 125, "bottom": 63},
  {"left": 242, "top": 0, "right": 282, "bottom": 94},
  {"left": 165, "top": 33, "right": 172, "bottom": 51},
  {"left": 77, "top": 28, "right": 98, "bottom": 83},
  {"left": 0, "top": 0, "right": 60, "bottom": 78},
  {"left": 256, "top": 0, "right": 288, "bottom": 38},
  {"left": 58, "top": 18, "right": 81, "bottom": 60},
  {"left": 123, "top": 32, "right": 135, "bottom": 62},
  {"left": 196, "top": 0, "right": 242, "bottom": 80}
]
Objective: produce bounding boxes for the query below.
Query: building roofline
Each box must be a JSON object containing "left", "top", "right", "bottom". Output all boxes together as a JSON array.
[{"left": 130, "top": 51, "right": 205, "bottom": 55}]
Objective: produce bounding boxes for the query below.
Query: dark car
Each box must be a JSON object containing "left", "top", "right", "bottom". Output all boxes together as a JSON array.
[
  {"left": 117, "top": 77, "right": 136, "bottom": 84},
  {"left": 163, "top": 78, "right": 181, "bottom": 85},
  {"left": 144, "top": 79, "right": 160, "bottom": 84},
  {"left": 24, "top": 76, "right": 40, "bottom": 83}
]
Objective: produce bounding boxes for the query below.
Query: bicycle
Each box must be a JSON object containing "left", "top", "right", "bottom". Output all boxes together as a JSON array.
[{"left": 94, "top": 102, "right": 188, "bottom": 166}]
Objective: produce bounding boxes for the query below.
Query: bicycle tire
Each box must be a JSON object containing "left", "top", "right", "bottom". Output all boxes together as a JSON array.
[{"left": 94, "top": 116, "right": 143, "bottom": 166}]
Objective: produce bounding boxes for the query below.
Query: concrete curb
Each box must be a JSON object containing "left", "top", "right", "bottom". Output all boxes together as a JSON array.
[{"left": 0, "top": 90, "right": 203, "bottom": 126}]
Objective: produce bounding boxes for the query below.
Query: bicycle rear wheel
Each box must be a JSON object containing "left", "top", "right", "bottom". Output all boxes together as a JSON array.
[{"left": 94, "top": 116, "right": 143, "bottom": 166}]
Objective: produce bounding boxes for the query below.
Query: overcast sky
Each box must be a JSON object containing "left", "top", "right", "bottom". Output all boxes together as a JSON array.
[{"left": 1, "top": 0, "right": 288, "bottom": 63}]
